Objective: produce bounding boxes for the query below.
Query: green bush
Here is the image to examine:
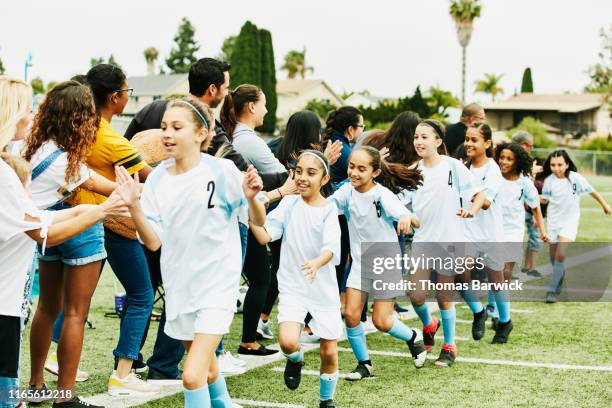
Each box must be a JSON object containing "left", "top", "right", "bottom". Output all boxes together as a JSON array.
[
  {"left": 580, "top": 137, "right": 612, "bottom": 151},
  {"left": 507, "top": 117, "right": 556, "bottom": 148}
]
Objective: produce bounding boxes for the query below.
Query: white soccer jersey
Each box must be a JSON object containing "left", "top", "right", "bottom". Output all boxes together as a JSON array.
[
  {"left": 542, "top": 171, "right": 593, "bottom": 235},
  {"left": 330, "top": 182, "right": 409, "bottom": 280},
  {"left": 266, "top": 195, "right": 341, "bottom": 310},
  {"left": 498, "top": 176, "right": 540, "bottom": 242},
  {"left": 464, "top": 158, "right": 505, "bottom": 243},
  {"left": 403, "top": 156, "right": 481, "bottom": 243},
  {"left": 140, "top": 154, "right": 247, "bottom": 321}
]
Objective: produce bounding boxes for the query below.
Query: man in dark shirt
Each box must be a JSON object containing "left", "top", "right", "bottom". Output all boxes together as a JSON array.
[{"left": 444, "top": 103, "right": 486, "bottom": 158}]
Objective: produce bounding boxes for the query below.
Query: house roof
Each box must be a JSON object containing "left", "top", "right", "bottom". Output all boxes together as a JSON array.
[
  {"left": 485, "top": 93, "right": 604, "bottom": 113},
  {"left": 276, "top": 79, "right": 343, "bottom": 105},
  {"left": 128, "top": 74, "right": 188, "bottom": 97}
]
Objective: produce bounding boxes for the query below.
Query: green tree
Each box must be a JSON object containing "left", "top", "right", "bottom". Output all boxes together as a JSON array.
[
  {"left": 449, "top": 0, "right": 482, "bottom": 104},
  {"left": 218, "top": 35, "right": 236, "bottom": 64},
  {"left": 305, "top": 99, "right": 336, "bottom": 122},
  {"left": 144, "top": 47, "right": 159, "bottom": 76},
  {"left": 46, "top": 81, "right": 57, "bottom": 92},
  {"left": 90, "top": 56, "right": 105, "bottom": 67},
  {"left": 281, "top": 48, "right": 314, "bottom": 79},
  {"left": 230, "top": 21, "right": 261, "bottom": 88},
  {"left": 520, "top": 67, "right": 534, "bottom": 93},
  {"left": 107, "top": 54, "right": 121, "bottom": 69},
  {"left": 30, "top": 77, "right": 45, "bottom": 95},
  {"left": 585, "top": 26, "right": 611, "bottom": 112},
  {"left": 258, "top": 29, "right": 277, "bottom": 133},
  {"left": 166, "top": 17, "right": 200, "bottom": 74},
  {"left": 474, "top": 73, "right": 504, "bottom": 101},
  {"left": 508, "top": 117, "right": 556, "bottom": 148},
  {"left": 0, "top": 57, "right": 5, "bottom": 75},
  {"left": 427, "top": 86, "right": 460, "bottom": 118}
]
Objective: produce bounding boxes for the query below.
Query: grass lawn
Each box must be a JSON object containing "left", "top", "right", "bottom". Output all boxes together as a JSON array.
[{"left": 19, "top": 176, "right": 612, "bottom": 407}]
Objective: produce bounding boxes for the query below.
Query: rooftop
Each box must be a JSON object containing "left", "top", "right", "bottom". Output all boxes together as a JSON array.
[{"left": 485, "top": 93, "right": 605, "bottom": 113}]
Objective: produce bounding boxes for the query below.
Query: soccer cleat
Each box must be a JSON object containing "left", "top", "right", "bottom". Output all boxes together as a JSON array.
[
  {"left": 434, "top": 344, "right": 457, "bottom": 367},
  {"left": 283, "top": 359, "right": 305, "bottom": 390},
  {"left": 131, "top": 359, "right": 148, "bottom": 374},
  {"left": 491, "top": 317, "right": 499, "bottom": 331},
  {"left": 319, "top": 399, "right": 337, "bottom": 408},
  {"left": 491, "top": 320, "right": 513, "bottom": 344},
  {"left": 52, "top": 397, "right": 103, "bottom": 408},
  {"left": 345, "top": 362, "right": 374, "bottom": 381},
  {"left": 219, "top": 351, "right": 246, "bottom": 376},
  {"left": 472, "top": 309, "right": 487, "bottom": 341},
  {"left": 422, "top": 317, "right": 440, "bottom": 352},
  {"left": 45, "top": 352, "right": 90, "bottom": 382},
  {"left": 406, "top": 329, "right": 427, "bottom": 368},
  {"left": 108, "top": 371, "right": 160, "bottom": 396},
  {"left": 545, "top": 291, "right": 558, "bottom": 304},
  {"left": 26, "top": 384, "right": 49, "bottom": 405},
  {"left": 256, "top": 319, "right": 274, "bottom": 340},
  {"left": 394, "top": 303, "right": 410, "bottom": 313}
]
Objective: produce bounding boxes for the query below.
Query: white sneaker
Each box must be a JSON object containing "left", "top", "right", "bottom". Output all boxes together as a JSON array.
[
  {"left": 45, "top": 351, "right": 90, "bottom": 382},
  {"left": 224, "top": 351, "right": 246, "bottom": 367},
  {"left": 256, "top": 319, "right": 274, "bottom": 339},
  {"left": 218, "top": 352, "right": 246, "bottom": 376},
  {"left": 299, "top": 331, "right": 320, "bottom": 344},
  {"left": 108, "top": 371, "right": 160, "bottom": 396}
]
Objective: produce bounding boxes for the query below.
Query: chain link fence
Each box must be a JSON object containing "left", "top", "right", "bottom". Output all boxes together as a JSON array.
[{"left": 532, "top": 148, "right": 612, "bottom": 176}]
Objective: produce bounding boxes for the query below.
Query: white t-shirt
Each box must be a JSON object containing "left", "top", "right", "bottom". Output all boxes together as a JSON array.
[
  {"left": 542, "top": 171, "right": 593, "bottom": 231},
  {"left": 232, "top": 123, "right": 287, "bottom": 174},
  {"left": 0, "top": 160, "right": 52, "bottom": 317},
  {"left": 329, "top": 183, "right": 409, "bottom": 278},
  {"left": 403, "top": 156, "right": 481, "bottom": 242},
  {"left": 266, "top": 195, "right": 341, "bottom": 310},
  {"left": 140, "top": 154, "right": 247, "bottom": 321},
  {"left": 29, "top": 140, "right": 92, "bottom": 209},
  {"left": 498, "top": 176, "right": 540, "bottom": 242},
  {"left": 464, "top": 158, "right": 505, "bottom": 243}
]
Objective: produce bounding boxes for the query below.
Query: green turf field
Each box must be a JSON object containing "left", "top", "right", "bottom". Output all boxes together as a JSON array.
[{"left": 19, "top": 176, "right": 612, "bottom": 407}]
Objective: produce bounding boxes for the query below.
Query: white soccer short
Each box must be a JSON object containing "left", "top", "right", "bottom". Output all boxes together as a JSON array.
[
  {"left": 165, "top": 308, "right": 234, "bottom": 341},
  {"left": 277, "top": 295, "right": 343, "bottom": 340},
  {"left": 548, "top": 222, "right": 578, "bottom": 243},
  {"left": 465, "top": 242, "right": 504, "bottom": 271}
]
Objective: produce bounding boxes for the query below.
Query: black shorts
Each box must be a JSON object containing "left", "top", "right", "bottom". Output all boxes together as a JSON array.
[{"left": 0, "top": 315, "right": 20, "bottom": 378}]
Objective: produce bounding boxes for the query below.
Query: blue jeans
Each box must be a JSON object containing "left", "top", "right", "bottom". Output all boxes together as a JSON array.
[
  {"left": 104, "top": 228, "right": 153, "bottom": 361},
  {"left": 525, "top": 212, "right": 542, "bottom": 252}
]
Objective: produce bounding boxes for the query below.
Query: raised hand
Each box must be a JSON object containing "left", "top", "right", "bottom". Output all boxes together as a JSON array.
[
  {"left": 379, "top": 146, "right": 390, "bottom": 160},
  {"left": 114, "top": 166, "right": 141, "bottom": 208},
  {"left": 100, "top": 190, "right": 130, "bottom": 217},
  {"left": 301, "top": 259, "right": 319, "bottom": 282},
  {"left": 243, "top": 165, "right": 263, "bottom": 199},
  {"left": 324, "top": 140, "right": 343, "bottom": 166}
]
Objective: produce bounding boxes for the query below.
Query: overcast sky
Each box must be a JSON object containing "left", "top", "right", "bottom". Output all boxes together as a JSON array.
[{"left": 0, "top": 0, "right": 610, "bottom": 103}]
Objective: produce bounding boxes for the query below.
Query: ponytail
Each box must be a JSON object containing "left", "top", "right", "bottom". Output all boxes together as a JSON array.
[
  {"left": 324, "top": 106, "right": 361, "bottom": 141},
  {"left": 220, "top": 84, "right": 262, "bottom": 140},
  {"left": 353, "top": 145, "right": 423, "bottom": 194},
  {"left": 220, "top": 92, "right": 237, "bottom": 139}
]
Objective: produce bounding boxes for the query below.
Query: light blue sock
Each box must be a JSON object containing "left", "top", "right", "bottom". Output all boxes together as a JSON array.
[
  {"left": 440, "top": 307, "right": 456, "bottom": 345},
  {"left": 549, "top": 260, "right": 565, "bottom": 292},
  {"left": 346, "top": 323, "right": 370, "bottom": 362},
  {"left": 487, "top": 290, "right": 496, "bottom": 307},
  {"left": 461, "top": 290, "right": 484, "bottom": 313},
  {"left": 283, "top": 349, "right": 304, "bottom": 363},
  {"left": 0, "top": 376, "right": 19, "bottom": 406},
  {"left": 208, "top": 375, "right": 232, "bottom": 408},
  {"left": 184, "top": 385, "right": 211, "bottom": 408},
  {"left": 319, "top": 371, "right": 339, "bottom": 401},
  {"left": 493, "top": 290, "right": 511, "bottom": 324},
  {"left": 387, "top": 316, "right": 415, "bottom": 342},
  {"left": 413, "top": 303, "right": 431, "bottom": 326}
]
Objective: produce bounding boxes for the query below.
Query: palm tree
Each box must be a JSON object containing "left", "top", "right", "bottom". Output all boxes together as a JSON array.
[
  {"left": 449, "top": 0, "right": 482, "bottom": 104},
  {"left": 144, "top": 47, "right": 159, "bottom": 76},
  {"left": 281, "top": 47, "right": 314, "bottom": 79},
  {"left": 474, "top": 73, "right": 504, "bottom": 102}
]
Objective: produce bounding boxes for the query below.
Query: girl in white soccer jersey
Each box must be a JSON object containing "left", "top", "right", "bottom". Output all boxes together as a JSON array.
[
  {"left": 495, "top": 142, "right": 549, "bottom": 280},
  {"left": 462, "top": 123, "right": 515, "bottom": 344},
  {"left": 116, "top": 98, "right": 266, "bottom": 408},
  {"left": 404, "top": 119, "right": 486, "bottom": 366},
  {"left": 540, "top": 150, "right": 611, "bottom": 303},
  {"left": 329, "top": 145, "right": 425, "bottom": 381},
  {"left": 250, "top": 150, "right": 341, "bottom": 408}
]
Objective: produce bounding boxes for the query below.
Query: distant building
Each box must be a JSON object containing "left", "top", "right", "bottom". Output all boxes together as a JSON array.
[
  {"left": 485, "top": 93, "right": 610, "bottom": 137},
  {"left": 276, "top": 79, "right": 344, "bottom": 123},
  {"left": 124, "top": 74, "right": 188, "bottom": 115}
]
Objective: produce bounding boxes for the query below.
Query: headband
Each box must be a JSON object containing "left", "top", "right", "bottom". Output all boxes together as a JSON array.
[
  {"left": 423, "top": 120, "right": 443, "bottom": 139},
  {"left": 299, "top": 151, "right": 329, "bottom": 176},
  {"left": 175, "top": 100, "right": 209, "bottom": 130}
]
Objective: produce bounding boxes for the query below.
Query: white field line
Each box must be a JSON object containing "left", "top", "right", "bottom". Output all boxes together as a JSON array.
[
  {"left": 336, "top": 347, "right": 612, "bottom": 372},
  {"left": 458, "top": 305, "right": 534, "bottom": 314},
  {"left": 233, "top": 399, "right": 306, "bottom": 408},
  {"left": 271, "top": 367, "right": 350, "bottom": 379}
]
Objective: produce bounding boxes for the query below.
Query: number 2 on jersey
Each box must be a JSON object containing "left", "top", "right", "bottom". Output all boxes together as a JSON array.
[{"left": 207, "top": 181, "right": 215, "bottom": 208}]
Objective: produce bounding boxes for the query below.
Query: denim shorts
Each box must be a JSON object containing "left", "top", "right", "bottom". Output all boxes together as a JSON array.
[{"left": 37, "top": 202, "right": 107, "bottom": 266}]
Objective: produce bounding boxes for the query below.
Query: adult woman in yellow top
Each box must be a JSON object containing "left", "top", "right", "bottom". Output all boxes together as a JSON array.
[{"left": 77, "top": 64, "right": 158, "bottom": 397}]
